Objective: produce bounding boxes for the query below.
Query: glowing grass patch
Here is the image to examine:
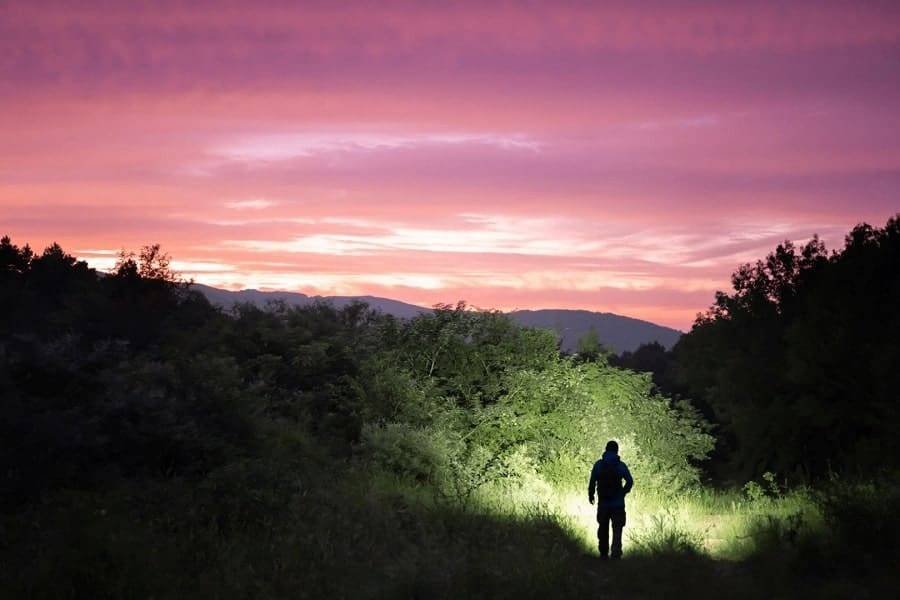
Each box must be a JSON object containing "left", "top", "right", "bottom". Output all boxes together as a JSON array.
[{"left": 464, "top": 476, "right": 822, "bottom": 560}]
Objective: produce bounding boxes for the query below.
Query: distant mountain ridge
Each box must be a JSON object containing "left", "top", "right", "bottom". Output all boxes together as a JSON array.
[
  {"left": 193, "top": 284, "right": 426, "bottom": 320},
  {"left": 508, "top": 309, "right": 681, "bottom": 354},
  {"left": 192, "top": 283, "right": 682, "bottom": 353}
]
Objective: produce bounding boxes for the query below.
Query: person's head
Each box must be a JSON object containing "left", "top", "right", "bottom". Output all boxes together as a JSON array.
[{"left": 605, "top": 440, "right": 619, "bottom": 454}]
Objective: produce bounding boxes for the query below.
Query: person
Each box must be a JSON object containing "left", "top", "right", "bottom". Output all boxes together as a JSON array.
[{"left": 588, "top": 440, "right": 634, "bottom": 559}]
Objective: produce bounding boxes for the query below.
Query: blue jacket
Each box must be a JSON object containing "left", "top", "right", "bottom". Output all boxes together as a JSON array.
[{"left": 588, "top": 451, "right": 634, "bottom": 509}]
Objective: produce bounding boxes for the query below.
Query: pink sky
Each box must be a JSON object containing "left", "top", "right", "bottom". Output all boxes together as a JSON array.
[{"left": 2, "top": 1, "right": 899, "bottom": 329}]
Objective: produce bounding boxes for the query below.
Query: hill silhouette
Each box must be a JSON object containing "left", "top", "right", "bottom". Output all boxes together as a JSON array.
[
  {"left": 510, "top": 308, "right": 681, "bottom": 354},
  {"left": 192, "top": 283, "right": 682, "bottom": 353}
]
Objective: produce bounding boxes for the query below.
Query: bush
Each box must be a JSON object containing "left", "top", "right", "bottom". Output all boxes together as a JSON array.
[
  {"left": 362, "top": 422, "right": 460, "bottom": 486},
  {"left": 814, "top": 478, "right": 900, "bottom": 569}
]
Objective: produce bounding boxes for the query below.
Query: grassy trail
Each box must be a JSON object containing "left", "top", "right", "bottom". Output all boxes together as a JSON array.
[{"left": 2, "top": 475, "right": 896, "bottom": 598}]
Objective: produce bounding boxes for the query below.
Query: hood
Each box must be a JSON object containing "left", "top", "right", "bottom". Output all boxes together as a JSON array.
[{"left": 601, "top": 450, "right": 620, "bottom": 464}]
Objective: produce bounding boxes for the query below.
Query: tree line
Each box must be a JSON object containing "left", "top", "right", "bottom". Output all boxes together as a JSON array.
[
  {"left": 0, "top": 236, "right": 710, "bottom": 510},
  {"left": 613, "top": 215, "right": 900, "bottom": 482}
]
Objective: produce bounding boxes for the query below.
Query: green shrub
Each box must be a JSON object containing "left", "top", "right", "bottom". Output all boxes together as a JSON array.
[
  {"left": 814, "top": 478, "right": 900, "bottom": 569},
  {"left": 362, "top": 422, "right": 459, "bottom": 486}
]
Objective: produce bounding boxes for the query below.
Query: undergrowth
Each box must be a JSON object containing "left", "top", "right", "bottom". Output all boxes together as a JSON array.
[{"left": 1, "top": 467, "right": 898, "bottom": 599}]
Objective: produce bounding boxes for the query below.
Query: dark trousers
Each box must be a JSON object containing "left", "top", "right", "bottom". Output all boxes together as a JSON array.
[{"left": 596, "top": 507, "right": 626, "bottom": 557}]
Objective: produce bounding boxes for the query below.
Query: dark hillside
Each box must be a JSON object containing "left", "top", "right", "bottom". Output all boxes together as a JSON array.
[
  {"left": 510, "top": 309, "right": 682, "bottom": 353},
  {"left": 194, "top": 283, "right": 682, "bottom": 353}
]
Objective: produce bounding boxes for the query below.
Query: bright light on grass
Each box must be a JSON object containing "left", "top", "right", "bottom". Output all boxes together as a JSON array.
[{"left": 468, "top": 475, "right": 822, "bottom": 560}]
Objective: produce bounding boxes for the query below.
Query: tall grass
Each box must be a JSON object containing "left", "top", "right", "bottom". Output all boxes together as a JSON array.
[
  {"left": 2, "top": 467, "right": 896, "bottom": 598},
  {"left": 457, "top": 471, "right": 823, "bottom": 562}
]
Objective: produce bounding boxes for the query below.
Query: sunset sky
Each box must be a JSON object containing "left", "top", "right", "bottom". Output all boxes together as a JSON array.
[{"left": 3, "top": 1, "right": 899, "bottom": 329}]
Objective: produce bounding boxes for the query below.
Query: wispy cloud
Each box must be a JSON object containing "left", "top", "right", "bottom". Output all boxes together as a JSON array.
[
  {"left": 634, "top": 115, "right": 721, "bottom": 131},
  {"left": 223, "top": 214, "right": 592, "bottom": 257},
  {"left": 224, "top": 199, "right": 277, "bottom": 210},
  {"left": 219, "top": 213, "right": 831, "bottom": 275},
  {"left": 213, "top": 131, "right": 541, "bottom": 162}
]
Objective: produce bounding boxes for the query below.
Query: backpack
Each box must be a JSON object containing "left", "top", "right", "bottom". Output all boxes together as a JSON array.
[{"left": 596, "top": 461, "right": 623, "bottom": 499}]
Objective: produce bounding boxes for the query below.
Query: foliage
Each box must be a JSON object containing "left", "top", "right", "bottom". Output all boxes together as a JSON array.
[
  {"left": 742, "top": 471, "right": 782, "bottom": 503},
  {"left": 813, "top": 478, "right": 900, "bottom": 570},
  {"left": 609, "top": 340, "right": 678, "bottom": 392},
  {"left": 114, "top": 243, "right": 179, "bottom": 283},
  {"left": 672, "top": 215, "right": 900, "bottom": 480},
  {"left": 361, "top": 422, "right": 459, "bottom": 486},
  {"left": 575, "top": 327, "right": 608, "bottom": 361},
  {"left": 359, "top": 303, "right": 713, "bottom": 501}
]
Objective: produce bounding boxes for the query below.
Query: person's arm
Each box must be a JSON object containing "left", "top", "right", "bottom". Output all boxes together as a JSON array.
[
  {"left": 588, "top": 463, "right": 598, "bottom": 504},
  {"left": 621, "top": 463, "right": 634, "bottom": 495}
]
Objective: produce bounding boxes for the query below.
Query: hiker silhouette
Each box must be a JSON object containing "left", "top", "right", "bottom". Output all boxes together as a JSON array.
[{"left": 588, "top": 440, "right": 634, "bottom": 559}]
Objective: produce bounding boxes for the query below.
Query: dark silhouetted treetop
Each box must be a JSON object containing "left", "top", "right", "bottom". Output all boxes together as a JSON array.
[{"left": 672, "top": 214, "right": 900, "bottom": 481}]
